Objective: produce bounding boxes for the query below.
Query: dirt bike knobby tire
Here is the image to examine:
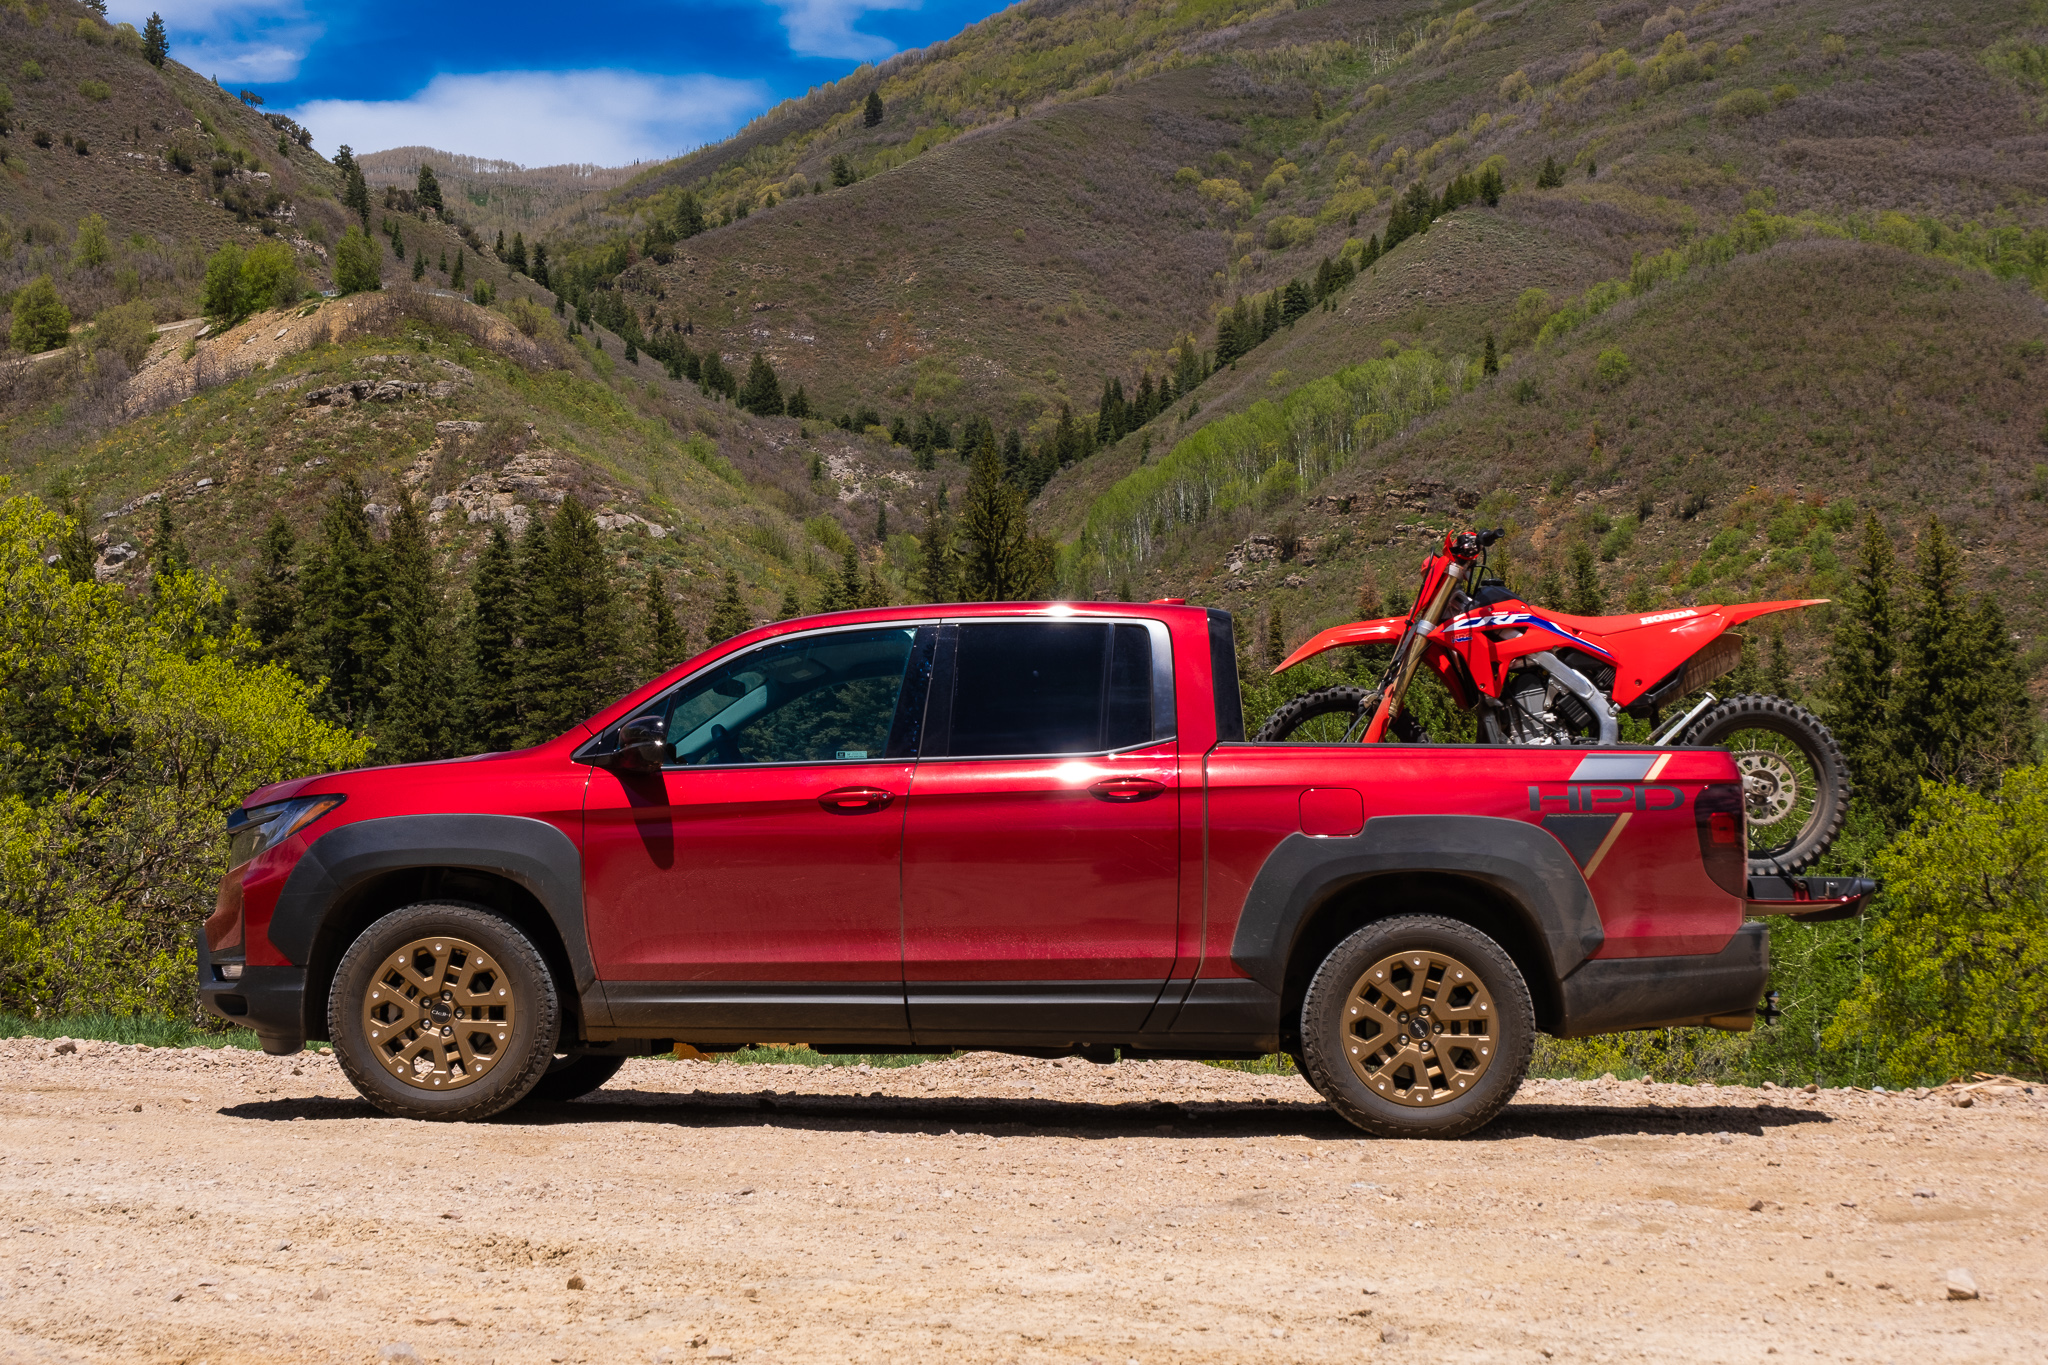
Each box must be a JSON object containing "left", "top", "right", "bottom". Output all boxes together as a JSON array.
[
  {"left": 1253, "top": 686, "right": 1378, "bottom": 742},
  {"left": 1679, "top": 693, "right": 1850, "bottom": 877}
]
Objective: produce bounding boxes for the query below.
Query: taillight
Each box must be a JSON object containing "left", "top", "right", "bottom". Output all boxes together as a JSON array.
[{"left": 1695, "top": 783, "right": 1746, "bottom": 896}]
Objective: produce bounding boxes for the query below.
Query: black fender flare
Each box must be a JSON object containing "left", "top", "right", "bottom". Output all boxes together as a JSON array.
[
  {"left": 1228, "top": 814, "right": 1603, "bottom": 999},
  {"left": 268, "top": 814, "right": 596, "bottom": 998}
]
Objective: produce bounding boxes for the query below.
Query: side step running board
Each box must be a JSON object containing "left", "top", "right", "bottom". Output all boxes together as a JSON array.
[{"left": 1744, "top": 874, "right": 1878, "bottom": 923}]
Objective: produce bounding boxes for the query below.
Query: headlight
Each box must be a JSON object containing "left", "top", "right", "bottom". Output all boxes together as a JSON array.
[{"left": 226, "top": 795, "right": 345, "bottom": 871}]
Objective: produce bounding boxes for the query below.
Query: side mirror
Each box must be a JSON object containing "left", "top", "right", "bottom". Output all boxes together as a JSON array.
[{"left": 602, "top": 716, "right": 668, "bottom": 774}]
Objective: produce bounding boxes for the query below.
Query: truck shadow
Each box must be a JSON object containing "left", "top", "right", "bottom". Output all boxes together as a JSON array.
[{"left": 219, "top": 1089, "right": 1834, "bottom": 1141}]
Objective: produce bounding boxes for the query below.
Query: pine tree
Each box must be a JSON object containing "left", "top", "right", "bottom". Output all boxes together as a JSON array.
[
  {"left": 823, "top": 546, "right": 864, "bottom": 613},
  {"left": 675, "top": 192, "right": 706, "bottom": 238},
  {"left": 1266, "top": 604, "right": 1286, "bottom": 668},
  {"left": 415, "top": 163, "right": 443, "bottom": 213},
  {"left": 738, "top": 352, "right": 784, "bottom": 416},
  {"left": 1280, "top": 278, "right": 1312, "bottom": 325},
  {"left": 450, "top": 249, "right": 465, "bottom": 289},
  {"left": 524, "top": 498, "right": 628, "bottom": 742},
  {"left": 864, "top": 89, "right": 885, "bottom": 127},
  {"left": 875, "top": 500, "right": 888, "bottom": 542},
  {"left": 918, "top": 493, "right": 957, "bottom": 603},
  {"left": 1537, "top": 155, "right": 1565, "bottom": 189},
  {"left": 494, "top": 230, "right": 506, "bottom": 259},
  {"left": 1897, "top": 517, "right": 2037, "bottom": 792},
  {"left": 776, "top": 585, "right": 803, "bottom": 620},
  {"left": 957, "top": 443, "right": 1051, "bottom": 601},
  {"left": 53, "top": 499, "right": 95, "bottom": 585},
  {"left": 379, "top": 494, "right": 456, "bottom": 763},
  {"left": 412, "top": 253, "right": 426, "bottom": 281},
  {"left": 461, "top": 523, "right": 523, "bottom": 753},
  {"left": 300, "top": 478, "right": 389, "bottom": 729},
  {"left": 508, "top": 233, "right": 528, "bottom": 274},
  {"left": 245, "top": 514, "right": 301, "bottom": 668},
  {"left": 643, "top": 570, "right": 685, "bottom": 680},
  {"left": 148, "top": 498, "right": 190, "bottom": 596},
  {"left": 143, "top": 12, "right": 167, "bottom": 67},
  {"left": 786, "top": 386, "right": 812, "bottom": 419},
  {"left": 1564, "top": 540, "right": 1603, "bottom": 615},
  {"left": 343, "top": 160, "right": 371, "bottom": 227},
  {"left": 708, "top": 570, "right": 750, "bottom": 642},
  {"left": 1483, "top": 332, "right": 1499, "bottom": 376},
  {"left": 530, "top": 242, "right": 549, "bottom": 289},
  {"left": 1821, "top": 516, "right": 1902, "bottom": 823}
]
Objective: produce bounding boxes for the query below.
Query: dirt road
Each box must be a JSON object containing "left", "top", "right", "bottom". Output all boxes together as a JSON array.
[{"left": 1, "top": 1039, "right": 2042, "bottom": 1364}]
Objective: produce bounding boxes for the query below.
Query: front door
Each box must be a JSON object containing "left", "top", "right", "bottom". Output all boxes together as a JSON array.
[
  {"left": 583, "top": 624, "right": 935, "bottom": 1040},
  {"left": 900, "top": 619, "right": 1180, "bottom": 1043}
]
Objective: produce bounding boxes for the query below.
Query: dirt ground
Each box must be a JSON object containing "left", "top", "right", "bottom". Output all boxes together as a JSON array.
[{"left": 1, "top": 1039, "right": 2042, "bottom": 1365}]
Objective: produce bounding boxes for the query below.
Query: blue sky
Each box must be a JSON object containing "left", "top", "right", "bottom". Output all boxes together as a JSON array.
[{"left": 108, "top": 0, "right": 1016, "bottom": 165}]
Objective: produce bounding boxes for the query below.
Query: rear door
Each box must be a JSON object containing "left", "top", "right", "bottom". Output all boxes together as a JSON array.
[{"left": 899, "top": 619, "right": 1179, "bottom": 1042}]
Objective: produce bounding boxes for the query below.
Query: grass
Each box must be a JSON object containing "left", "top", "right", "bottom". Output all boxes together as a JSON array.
[{"left": 0, "top": 1011, "right": 273, "bottom": 1050}]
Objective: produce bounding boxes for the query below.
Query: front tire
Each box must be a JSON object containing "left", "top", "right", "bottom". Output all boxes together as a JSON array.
[
  {"left": 1299, "top": 915, "right": 1534, "bottom": 1139},
  {"left": 328, "top": 901, "right": 560, "bottom": 1122},
  {"left": 1679, "top": 693, "right": 1849, "bottom": 876}
]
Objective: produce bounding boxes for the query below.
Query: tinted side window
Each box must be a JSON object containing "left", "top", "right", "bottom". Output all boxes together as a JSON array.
[
  {"left": 943, "top": 622, "right": 1159, "bottom": 757},
  {"left": 624, "top": 627, "right": 925, "bottom": 766}
]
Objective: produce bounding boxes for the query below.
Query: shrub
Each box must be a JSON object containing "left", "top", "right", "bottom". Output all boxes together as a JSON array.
[
  {"left": 1594, "top": 348, "right": 1632, "bottom": 387},
  {"left": 1497, "top": 69, "right": 1532, "bottom": 102},
  {"left": 1827, "top": 767, "right": 2048, "bottom": 1084},
  {"left": 240, "top": 240, "right": 300, "bottom": 312},
  {"left": 333, "top": 227, "right": 382, "bottom": 296},
  {"left": 199, "top": 244, "right": 246, "bottom": 325},
  {"left": 1713, "top": 87, "right": 1772, "bottom": 122},
  {"left": 81, "top": 299, "right": 156, "bottom": 369},
  {"left": 1364, "top": 83, "right": 1388, "bottom": 108},
  {"left": 19, "top": 60, "right": 43, "bottom": 82},
  {"left": 8, "top": 275, "right": 71, "bottom": 353},
  {"left": 1511, "top": 376, "right": 1539, "bottom": 404},
  {"left": 1173, "top": 166, "right": 1199, "bottom": 186},
  {"left": 78, "top": 79, "right": 110, "bottom": 101},
  {"left": 1771, "top": 83, "right": 1799, "bottom": 105},
  {"left": 1505, "top": 287, "right": 1553, "bottom": 346},
  {"left": 1263, "top": 216, "right": 1315, "bottom": 251},
  {"left": 71, "top": 212, "right": 111, "bottom": 269}
]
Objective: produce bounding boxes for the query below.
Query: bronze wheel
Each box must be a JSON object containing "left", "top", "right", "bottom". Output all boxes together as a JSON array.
[
  {"left": 1300, "top": 914, "right": 1533, "bottom": 1139},
  {"left": 1341, "top": 946, "right": 1498, "bottom": 1106},
  {"left": 329, "top": 902, "right": 559, "bottom": 1121},
  {"left": 360, "top": 935, "right": 514, "bottom": 1092}
]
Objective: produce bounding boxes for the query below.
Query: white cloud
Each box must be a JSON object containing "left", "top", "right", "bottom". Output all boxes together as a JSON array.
[
  {"left": 767, "top": 0, "right": 921, "bottom": 61},
  {"left": 108, "top": 1, "right": 321, "bottom": 83},
  {"left": 283, "top": 70, "right": 772, "bottom": 166}
]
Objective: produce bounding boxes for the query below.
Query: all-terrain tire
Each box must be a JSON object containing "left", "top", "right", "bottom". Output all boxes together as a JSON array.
[
  {"left": 328, "top": 901, "right": 560, "bottom": 1122},
  {"left": 1300, "top": 915, "right": 1535, "bottom": 1140},
  {"left": 522, "top": 1053, "right": 628, "bottom": 1105},
  {"left": 1679, "top": 693, "right": 1850, "bottom": 876},
  {"left": 1254, "top": 686, "right": 1376, "bottom": 743}
]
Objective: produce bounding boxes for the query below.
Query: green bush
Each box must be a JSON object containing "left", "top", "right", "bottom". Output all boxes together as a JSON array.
[
  {"left": 81, "top": 299, "right": 157, "bottom": 369},
  {"left": 1263, "top": 215, "right": 1315, "bottom": 251},
  {"left": 1593, "top": 347, "right": 1632, "bottom": 387},
  {"left": 8, "top": 275, "right": 71, "bottom": 353},
  {"left": 0, "top": 495, "right": 369, "bottom": 1016},
  {"left": 199, "top": 243, "right": 246, "bottom": 325},
  {"left": 1713, "top": 87, "right": 1772, "bottom": 121},
  {"left": 1827, "top": 767, "right": 2048, "bottom": 1083},
  {"left": 333, "top": 226, "right": 382, "bottom": 295},
  {"left": 78, "top": 79, "right": 110, "bottom": 101}
]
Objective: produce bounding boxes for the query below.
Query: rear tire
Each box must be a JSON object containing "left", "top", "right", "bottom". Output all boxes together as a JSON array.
[
  {"left": 1679, "top": 693, "right": 1849, "bottom": 876},
  {"left": 1255, "top": 686, "right": 1377, "bottom": 743},
  {"left": 523, "top": 1053, "right": 628, "bottom": 1105},
  {"left": 328, "top": 901, "right": 560, "bottom": 1122},
  {"left": 1300, "top": 915, "right": 1533, "bottom": 1139}
]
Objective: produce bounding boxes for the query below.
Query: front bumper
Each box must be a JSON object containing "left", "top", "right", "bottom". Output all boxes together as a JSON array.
[
  {"left": 1554, "top": 922, "right": 1770, "bottom": 1037},
  {"left": 194, "top": 927, "right": 308, "bottom": 1055}
]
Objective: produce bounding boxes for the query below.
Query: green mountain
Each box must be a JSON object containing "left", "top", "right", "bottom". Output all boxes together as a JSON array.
[{"left": 5, "top": 0, "right": 2048, "bottom": 734}]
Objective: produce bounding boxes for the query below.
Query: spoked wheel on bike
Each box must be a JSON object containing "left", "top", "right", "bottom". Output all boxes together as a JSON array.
[
  {"left": 1255, "top": 688, "right": 1428, "bottom": 743},
  {"left": 1679, "top": 693, "right": 1850, "bottom": 876}
]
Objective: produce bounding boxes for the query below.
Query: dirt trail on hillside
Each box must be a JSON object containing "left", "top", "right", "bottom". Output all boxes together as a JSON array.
[{"left": 1, "top": 1039, "right": 2041, "bottom": 1364}]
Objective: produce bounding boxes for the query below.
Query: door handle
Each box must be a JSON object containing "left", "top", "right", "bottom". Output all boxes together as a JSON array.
[
  {"left": 1088, "top": 777, "right": 1167, "bottom": 803},
  {"left": 818, "top": 786, "right": 894, "bottom": 814}
]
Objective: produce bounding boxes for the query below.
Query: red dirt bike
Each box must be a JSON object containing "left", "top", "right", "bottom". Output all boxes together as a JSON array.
[{"left": 1255, "top": 528, "right": 1851, "bottom": 875}]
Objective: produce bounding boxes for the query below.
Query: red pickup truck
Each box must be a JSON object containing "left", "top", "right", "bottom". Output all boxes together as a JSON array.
[{"left": 199, "top": 602, "right": 1851, "bottom": 1138}]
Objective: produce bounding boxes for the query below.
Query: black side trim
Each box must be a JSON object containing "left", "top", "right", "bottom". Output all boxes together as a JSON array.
[
  {"left": 268, "top": 814, "right": 594, "bottom": 991},
  {"left": 195, "top": 927, "right": 306, "bottom": 1054},
  {"left": 1230, "top": 815, "right": 1603, "bottom": 996},
  {"left": 602, "top": 981, "right": 909, "bottom": 1043},
  {"left": 1208, "top": 609, "right": 1244, "bottom": 743},
  {"left": 1160, "top": 976, "right": 1282, "bottom": 1050},
  {"left": 1555, "top": 923, "right": 1769, "bottom": 1037},
  {"left": 907, "top": 980, "right": 1167, "bottom": 1041}
]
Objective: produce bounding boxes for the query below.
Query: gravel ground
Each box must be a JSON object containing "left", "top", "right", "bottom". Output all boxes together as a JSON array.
[{"left": 1, "top": 1038, "right": 2042, "bottom": 1364}]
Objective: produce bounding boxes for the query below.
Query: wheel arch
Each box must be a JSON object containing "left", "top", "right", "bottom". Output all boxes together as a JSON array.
[
  {"left": 1230, "top": 815, "right": 1603, "bottom": 1044},
  {"left": 269, "top": 815, "right": 602, "bottom": 1042}
]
